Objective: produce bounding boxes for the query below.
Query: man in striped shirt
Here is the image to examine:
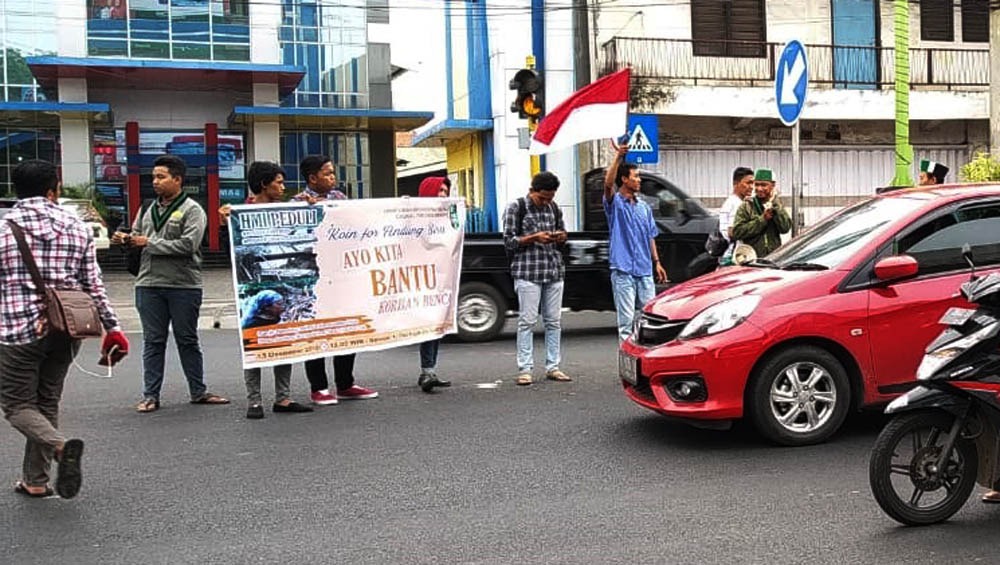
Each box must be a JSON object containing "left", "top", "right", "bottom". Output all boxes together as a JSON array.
[{"left": 0, "top": 159, "right": 128, "bottom": 499}]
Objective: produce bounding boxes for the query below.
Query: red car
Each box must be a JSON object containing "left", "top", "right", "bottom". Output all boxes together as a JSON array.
[{"left": 619, "top": 184, "right": 1000, "bottom": 446}]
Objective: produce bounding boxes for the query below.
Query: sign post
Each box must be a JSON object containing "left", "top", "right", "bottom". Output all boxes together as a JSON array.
[{"left": 775, "top": 39, "right": 808, "bottom": 236}]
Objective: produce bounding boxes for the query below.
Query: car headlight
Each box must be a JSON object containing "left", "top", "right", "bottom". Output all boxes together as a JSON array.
[
  {"left": 678, "top": 295, "right": 761, "bottom": 340},
  {"left": 916, "top": 324, "right": 997, "bottom": 380}
]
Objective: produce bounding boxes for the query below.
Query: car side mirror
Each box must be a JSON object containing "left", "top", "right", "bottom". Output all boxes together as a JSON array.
[
  {"left": 678, "top": 208, "right": 692, "bottom": 226},
  {"left": 874, "top": 255, "right": 919, "bottom": 283}
]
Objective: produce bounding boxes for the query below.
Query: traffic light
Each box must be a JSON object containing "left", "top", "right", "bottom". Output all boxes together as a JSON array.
[{"left": 510, "top": 68, "right": 543, "bottom": 120}]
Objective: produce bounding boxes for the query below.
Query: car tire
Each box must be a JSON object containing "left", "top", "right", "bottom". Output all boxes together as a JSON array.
[
  {"left": 748, "top": 345, "right": 851, "bottom": 446},
  {"left": 457, "top": 282, "right": 507, "bottom": 342}
]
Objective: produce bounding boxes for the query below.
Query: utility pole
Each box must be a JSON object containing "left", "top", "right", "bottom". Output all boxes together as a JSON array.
[
  {"left": 890, "top": 0, "right": 913, "bottom": 187},
  {"left": 991, "top": 2, "right": 1000, "bottom": 152},
  {"left": 526, "top": 55, "right": 541, "bottom": 177}
]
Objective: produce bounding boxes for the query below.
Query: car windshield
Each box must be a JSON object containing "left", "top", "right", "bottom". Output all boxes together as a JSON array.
[{"left": 767, "top": 195, "right": 929, "bottom": 269}]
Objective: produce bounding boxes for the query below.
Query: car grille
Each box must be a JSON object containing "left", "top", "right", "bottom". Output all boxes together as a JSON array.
[{"left": 636, "top": 312, "right": 687, "bottom": 347}]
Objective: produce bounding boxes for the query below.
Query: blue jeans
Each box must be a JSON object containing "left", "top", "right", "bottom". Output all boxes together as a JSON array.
[
  {"left": 514, "top": 279, "right": 564, "bottom": 373},
  {"left": 419, "top": 339, "right": 440, "bottom": 372},
  {"left": 136, "top": 287, "right": 207, "bottom": 400},
  {"left": 611, "top": 269, "right": 655, "bottom": 341}
]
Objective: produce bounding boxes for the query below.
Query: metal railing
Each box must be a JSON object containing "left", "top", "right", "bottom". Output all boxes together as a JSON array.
[{"left": 600, "top": 37, "right": 989, "bottom": 90}]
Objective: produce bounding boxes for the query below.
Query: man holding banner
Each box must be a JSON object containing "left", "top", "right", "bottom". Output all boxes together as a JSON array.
[
  {"left": 226, "top": 156, "right": 465, "bottom": 397},
  {"left": 293, "top": 155, "right": 378, "bottom": 404}
]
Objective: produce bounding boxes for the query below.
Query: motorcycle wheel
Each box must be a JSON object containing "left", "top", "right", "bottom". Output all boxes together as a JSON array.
[{"left": 869, "top": 410, "right": 978, "bottom": 526}]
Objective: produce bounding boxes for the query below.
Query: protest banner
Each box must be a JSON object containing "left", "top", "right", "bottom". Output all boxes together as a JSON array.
[{"left": 228, "top": 198, "right": 466, "bottom": 368}]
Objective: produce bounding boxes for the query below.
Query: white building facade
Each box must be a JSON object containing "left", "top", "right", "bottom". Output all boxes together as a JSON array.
[{"left": 593, "top": 0, "right": 989, "bottom": 224}]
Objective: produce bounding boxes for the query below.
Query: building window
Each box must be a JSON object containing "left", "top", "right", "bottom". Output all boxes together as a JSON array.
[
  {"left": 279, "top": 132, "right": 370, "bottom": 198},
  {"left": 2, "top": 0, "right": 55, "bottom": 101},
  {"left": 961, "top": 0, "right": 988, "bottom": 43},
  {"left": 0, "top": 128, "right": 60, "bottom": 196},
  {"left": 85, "top": 0, "right": 251, "bottom": 61},
  {"left": 691, "top": 0, "right": 766, "bottom": 58},
  {"left": 920, "top": 0, "right": 954, "bottom": 42},
  {"left": 280, "top": 0, "right": 369, "bottom": 109}
]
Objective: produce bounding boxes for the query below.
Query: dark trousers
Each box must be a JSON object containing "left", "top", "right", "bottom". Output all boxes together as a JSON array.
[
  {"left": 419, "top": 339, "right": 440, "bottom": 371},
  {"left": 136, "top": 287, "right": 206, "bottom": 400},
  {"left": 304, "top": 354, "right": 356, "bottom": 392},
  {"left": 0, "top": 333, "right": 80, "bottom": 486}
]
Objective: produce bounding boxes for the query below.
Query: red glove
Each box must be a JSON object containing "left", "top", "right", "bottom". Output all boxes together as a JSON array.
[{"left": 99, "top": 330, "right": 129, "bottom": 367}]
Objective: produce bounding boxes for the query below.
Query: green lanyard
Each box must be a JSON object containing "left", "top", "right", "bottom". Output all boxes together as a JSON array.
[{"left": 150, "top": 192, "right": 188, "bottom": 232}]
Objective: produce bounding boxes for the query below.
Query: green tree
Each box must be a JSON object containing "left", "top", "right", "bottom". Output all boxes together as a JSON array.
[
  {"left": 61, "top": 182, "right": 111, "bottom": 224},
  {"left": 5, "top": 48, "right": 33, "bottom": 84},
  {"left": 959, "top": 152, "right": 1000, "bottom": 182}
]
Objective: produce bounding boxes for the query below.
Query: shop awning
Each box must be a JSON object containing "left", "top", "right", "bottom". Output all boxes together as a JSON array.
[
  {"left": 411, "top": 119, "right": 493, "bottom": 147},
  {"left": 0, "top": 101, "right": 112, "bottom": 127},
  {"left": 229, "top": 106, "right": 435, "bottom": 132},
  {"left": 27, "top": 57, "right": 305, "bottom": 96}
]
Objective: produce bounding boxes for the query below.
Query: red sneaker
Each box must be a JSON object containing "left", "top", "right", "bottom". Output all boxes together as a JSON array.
[
  {"left": 310, "top": 389, "right": 338, "bottom": 405},
  {"left": 337, "top": 385, "right": 379, "bottom": 400}
]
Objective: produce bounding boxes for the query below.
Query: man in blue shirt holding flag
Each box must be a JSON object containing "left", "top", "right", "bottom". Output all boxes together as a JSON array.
[{"left": 603, "top": 144, "right": 668, "bottom": 342}]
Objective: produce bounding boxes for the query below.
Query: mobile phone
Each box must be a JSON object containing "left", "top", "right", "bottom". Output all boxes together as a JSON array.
[
  {"left": 98, "top": 344, "right": 126, "bottom": 367},
  {"left": 616, "top": 133, "right": 631, "bottom": 147}
]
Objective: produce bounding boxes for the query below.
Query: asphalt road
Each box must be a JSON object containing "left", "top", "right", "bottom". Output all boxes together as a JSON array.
[{"left": 2, "top": 314, "right": 999, "bottom": 564}]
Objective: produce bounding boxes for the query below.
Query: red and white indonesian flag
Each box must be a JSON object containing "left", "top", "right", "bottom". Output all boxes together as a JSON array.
[{"left": 529, "top": 68, "right": 630, "bottom": 155}]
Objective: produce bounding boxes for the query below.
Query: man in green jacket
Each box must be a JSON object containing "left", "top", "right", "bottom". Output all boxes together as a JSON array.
[
  {"left": 731, "top": 168, "right": 792, "bottom": 258},
  {"left": 113, "top": 154, "right": 229, "bottom": 413}
]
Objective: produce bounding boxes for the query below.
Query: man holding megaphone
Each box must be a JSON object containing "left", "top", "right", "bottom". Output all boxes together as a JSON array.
[{"left": 731, "top": 168, "right": 792, "bottom": 260}]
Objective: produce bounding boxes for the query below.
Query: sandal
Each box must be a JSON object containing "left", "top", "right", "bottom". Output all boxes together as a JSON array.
[
  {"left": 14, "top": 480, "right": 54, "bottom": 498},
  {"left": 135, "top": 398, "right": 159, "bottom": 413},
  {"left": 545, "top": 370, "right": 573, "bottom": 382},
  {"left": 190, "top": 393, "right": 230, "bottom": 405},
  {"left": 515, "top": 374, "right": 533, "bottom": 386},
  {"left": 55, "top": 439, "right": 84, "bottom": 499},
  {"left": 982, "top": 490, "right": 1000, "bottom": 504}
]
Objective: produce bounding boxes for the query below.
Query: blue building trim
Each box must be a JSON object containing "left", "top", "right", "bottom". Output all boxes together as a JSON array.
[
  {"left": 466, "top": 0, "right": 498, "bottom": 231},
  {"left": 0, "top": 101, "right": 109, "bottom": 113},
  {"left": 233, "top": 106, "right": 433, "bottom": 120},
  {"left": 26, "top": 56, "right": 305, "bottom": 75},
  {"left": 445, "top": 0, "right": 455, "bottom": 120},
  {"left": 411, "top": 118, "right": 492, "bottom": 147},
  {"left": 481, "top": 130, "right": 498, "bottom": 232},
  {"left": 466, "top": 1, "right": 491, "bottom": 121}
]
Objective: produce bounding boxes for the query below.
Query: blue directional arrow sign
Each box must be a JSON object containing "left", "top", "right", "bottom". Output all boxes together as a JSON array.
[{"left": 775, "top": 40, "right": 808, "bottom": 126}]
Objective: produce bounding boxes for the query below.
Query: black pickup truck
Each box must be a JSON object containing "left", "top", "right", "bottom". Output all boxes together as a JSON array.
[{"left": 456, "top": 168, "right": 718, "bottom": 341}]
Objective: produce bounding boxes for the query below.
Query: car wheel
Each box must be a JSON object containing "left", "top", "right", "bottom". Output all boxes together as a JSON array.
[
  {"left": 748, "top": 345, "right": 850, "bottom": 446},
  {"left": 457, "top": 282, "right": 507, "bottom": 342}
]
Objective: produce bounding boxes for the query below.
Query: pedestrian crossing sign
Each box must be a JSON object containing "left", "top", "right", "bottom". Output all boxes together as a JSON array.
[{"left": 625, "top": 114, "right": 658, "bottom": 164}]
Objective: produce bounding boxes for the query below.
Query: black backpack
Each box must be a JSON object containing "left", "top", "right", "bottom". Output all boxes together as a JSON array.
[{"left": 505, "top": 197, "right": 563, "bottom": 264}]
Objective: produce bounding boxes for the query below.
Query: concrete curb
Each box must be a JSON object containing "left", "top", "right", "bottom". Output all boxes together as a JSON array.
[{"left": 111, "top": 300, "right": 240, "bottom": 331}]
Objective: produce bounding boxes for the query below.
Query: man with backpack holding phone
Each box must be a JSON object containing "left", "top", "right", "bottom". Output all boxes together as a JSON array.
[{"left": 502, "top": 171, "right": 572, "bottom": 386}]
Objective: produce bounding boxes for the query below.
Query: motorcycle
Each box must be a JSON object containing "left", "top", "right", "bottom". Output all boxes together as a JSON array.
[{"left": 869, "top": 245, "right": 1000, "bottom": 526}]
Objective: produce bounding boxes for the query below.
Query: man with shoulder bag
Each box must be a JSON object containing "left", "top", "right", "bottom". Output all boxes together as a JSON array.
[{"left": 0, "top": 159, "right": 129, "bottom": 500}]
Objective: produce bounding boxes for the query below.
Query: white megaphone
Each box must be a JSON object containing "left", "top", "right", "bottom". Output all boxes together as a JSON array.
[{"left": 732, "top": 243, "right": 758, "bottom": 266}]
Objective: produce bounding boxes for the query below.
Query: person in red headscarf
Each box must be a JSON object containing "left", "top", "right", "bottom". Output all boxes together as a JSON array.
[{"left": 415, "top": 176, "right": 453, "bottom": 393}]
